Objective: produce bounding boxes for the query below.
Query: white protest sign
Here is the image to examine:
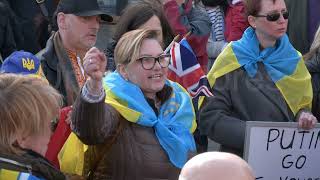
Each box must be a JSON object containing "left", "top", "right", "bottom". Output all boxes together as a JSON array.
[{"left": 244, "top": 121, "right": 320, "bottom": 180}]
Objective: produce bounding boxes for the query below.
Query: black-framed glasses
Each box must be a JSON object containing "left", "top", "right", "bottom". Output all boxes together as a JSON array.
[
  {"left": 136, "top": 54, "right": 171, "bottom": 70},
  {"left": 255, "top": 11, "right": 289, "bottom": 22}
]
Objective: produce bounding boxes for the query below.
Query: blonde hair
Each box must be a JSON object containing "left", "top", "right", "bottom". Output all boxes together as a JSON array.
[
  {"left": 0, "top": 74, "right": 62, "bottom": 154},
  {"left": 304, "top": 25, "right": 320, "bottom": 60},
  {"left": 114, "top": 29, "right": 160, "bottom": 67}
]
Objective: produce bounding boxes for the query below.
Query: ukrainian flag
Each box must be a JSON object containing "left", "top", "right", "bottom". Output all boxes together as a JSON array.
[
  {"left": 57, "top": 71, "right": 197, "bottom": 172},
  {"left": 0, "top": 169, "right": 44, "bottom": 180},
  {"left": 203, "top": 27, "right": 312, "bottom": 115},
  {"left": 103, "top": 72, "right": 197, "bottom": 168},
  {"left": 58, "top": 133, "right": 87, "bottom": 176}
]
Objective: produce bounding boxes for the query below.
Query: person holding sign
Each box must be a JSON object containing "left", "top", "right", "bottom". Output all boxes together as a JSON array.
[{"left": 199, "top": 0, "right": 318, "bottom": 157}]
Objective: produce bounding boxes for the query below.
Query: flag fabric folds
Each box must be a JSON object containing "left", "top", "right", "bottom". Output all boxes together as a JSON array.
[
  {"left": 45, "top": 106, "right": 72, "bottom": 169},
  {"left": 0, "top": 170, "right": 43, "bottom": 180},
  {"left": 168, "top": 38, "right": 213, "bottom": 98},
  {"left": 103, "top": 72, "right": 197, "bottom": 168},
  {"left": 203, "top": 27, "right": 312, "bottom": 115},
  {"left": 46, "top": 106, "right": 87, "bottom": 176}
]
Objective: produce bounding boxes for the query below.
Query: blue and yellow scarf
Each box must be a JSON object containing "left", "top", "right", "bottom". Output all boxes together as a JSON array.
[
  {"left": 103, "top": 72, "right": 197, "bottom": 168},
  {"left": 204, "top": 27, "right": 312, "bottom": 115},
  {"left": 0, "top": 169, "right": 43, "bottom": 180}
]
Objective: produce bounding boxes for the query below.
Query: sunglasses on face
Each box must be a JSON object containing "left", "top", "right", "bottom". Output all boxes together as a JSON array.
[{"left": 255, "top": 11, "right": 289, "bottom": 22}]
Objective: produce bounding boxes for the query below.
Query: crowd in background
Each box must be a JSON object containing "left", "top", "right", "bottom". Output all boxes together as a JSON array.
[{"left": 0, "top": 0, "right": 320, "bottom": 179}]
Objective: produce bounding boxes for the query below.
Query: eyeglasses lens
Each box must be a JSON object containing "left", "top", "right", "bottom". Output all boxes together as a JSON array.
[{"left": 267, "top": 11, "right": 289, "bottom": 21}]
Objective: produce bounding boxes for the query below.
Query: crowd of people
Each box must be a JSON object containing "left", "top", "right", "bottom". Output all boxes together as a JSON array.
[{"left": 0, "top": 0, "right": 319, "bottom": 179}]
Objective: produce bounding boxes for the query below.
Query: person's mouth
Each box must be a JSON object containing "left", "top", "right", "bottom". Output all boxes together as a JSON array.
[
  {"left": 149, "top": 74, "right": 162, "bottom": 79},
  {"left": 88, "top": 34, "right": 97, "bottom": 38}
]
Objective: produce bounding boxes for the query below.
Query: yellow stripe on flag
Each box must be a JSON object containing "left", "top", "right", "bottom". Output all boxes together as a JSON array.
[
  {"left": 104, "top": 85, "right": 141, "bottom": 123},
  {"left": 0, "top": 169, "right": 19, "bottom": 179},
  {"left": 276, "top": 56, "right": 312, "bottom": 115},
  {"left": 58, "top": 133, "right": 88, "bottom": 176},
  {"left": 199, "top": 43, "right": 240, "bottom": 108}
]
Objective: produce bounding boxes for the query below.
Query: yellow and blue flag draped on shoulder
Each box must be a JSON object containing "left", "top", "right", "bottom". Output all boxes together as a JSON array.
[
  {"left": 0, "top": 169, "right": 44, "bottom": 180},
  {"left": 58, "top": 133, "right": 87, "bottom": 176},
  {"left": 103, "top": 72, "right": 197, "bottom": 168},
  {"left": 203, "top": 27, "right": 312, "bottom": 115}
]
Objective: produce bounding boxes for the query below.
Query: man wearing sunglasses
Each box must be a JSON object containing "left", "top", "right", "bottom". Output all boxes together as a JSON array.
[{"left": 200, "top": 0, "right": 317, "bottom": 158}]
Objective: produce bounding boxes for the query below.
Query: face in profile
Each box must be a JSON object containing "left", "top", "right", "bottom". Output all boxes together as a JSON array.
[
  {"left": 125, "top": 38, "right": 169, "bottom": 98},
  {"left": 0, "top": 75, "right": 61, "bottom": 157},
  {"left": 17, "top": 117, "right": 53, "bottom": 156},
  {"left": 251, "top": 0, "right": 288, "bottom": 42}
]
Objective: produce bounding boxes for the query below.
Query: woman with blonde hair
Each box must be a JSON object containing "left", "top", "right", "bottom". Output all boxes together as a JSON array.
[
  {"left": 0, "top": 74, "right": 65, "bottom": 179},
  {"left": 305, "top": 25, "right": 320, "bottom": 120},
  {"left": 72, "top": 29, "right": 197, "bottom": 180}
]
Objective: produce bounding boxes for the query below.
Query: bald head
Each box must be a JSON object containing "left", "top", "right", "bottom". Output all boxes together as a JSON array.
[{"left": 179, "top": 152, "right": 255, "bottom": 180}]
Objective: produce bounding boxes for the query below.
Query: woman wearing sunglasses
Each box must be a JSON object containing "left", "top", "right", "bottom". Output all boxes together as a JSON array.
[
  {"left": 71, "top": 29, "right": 197, "bottom": 179},
  {"left": 199, "top": 0, "right": 317, "bottom": 157}
]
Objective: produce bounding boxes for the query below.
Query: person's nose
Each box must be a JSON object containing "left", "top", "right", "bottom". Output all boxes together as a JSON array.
[
  {"left": 90, "top": 16, "right": 100, "bottom": 30},
  {"left": 278, "top": 13, "right": 287, "bottom": 23},
  {"left": 153, "top": 59, "right": 162, "bottom": 70}
]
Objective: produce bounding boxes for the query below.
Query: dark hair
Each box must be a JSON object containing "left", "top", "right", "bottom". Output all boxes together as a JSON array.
[
  {"left": 113, "top": 0, "right": 174, "bottom": 48},
  {"left": 51, "top": 10, "right": 59, "bottom": 32},
  {"left": 200, "top": 0, "right": 228, "bottom": 8},
  {"left": 244, "top": 0, "right": 277, "bottom": 17}
]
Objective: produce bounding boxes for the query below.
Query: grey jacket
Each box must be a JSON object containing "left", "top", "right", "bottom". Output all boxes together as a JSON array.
[
  {"left": 39, "top": 32, "right": 80, "bottom": 106},
  {"left": 199, "top": 63, "right": 296, "bottom": 156}
]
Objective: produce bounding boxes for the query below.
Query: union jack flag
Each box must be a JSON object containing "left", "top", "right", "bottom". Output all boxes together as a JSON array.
[{"left": 167, "top": 38, "right": 213, "bottom": 98}]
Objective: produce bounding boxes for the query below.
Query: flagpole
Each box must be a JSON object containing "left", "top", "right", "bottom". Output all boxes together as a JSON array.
[
  {"left": 183, "top": 31, "right": 192, "bottom": 39},
  {"left": 164, "top": 34, "right": 180, "bottom": 54}
]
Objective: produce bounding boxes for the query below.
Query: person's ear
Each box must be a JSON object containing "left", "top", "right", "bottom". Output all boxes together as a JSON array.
[
  {"left": 16, "top": 134, "right": 27, "bottom": 149},
  {"left": 57, "top": 12, "right": 67, "bottom": 30},
  {"left": 117, "top": 64, "right": 129, "bottom": 81},
  {"left": 248, "top": 15, "right": 257, "bottom": 28}
]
